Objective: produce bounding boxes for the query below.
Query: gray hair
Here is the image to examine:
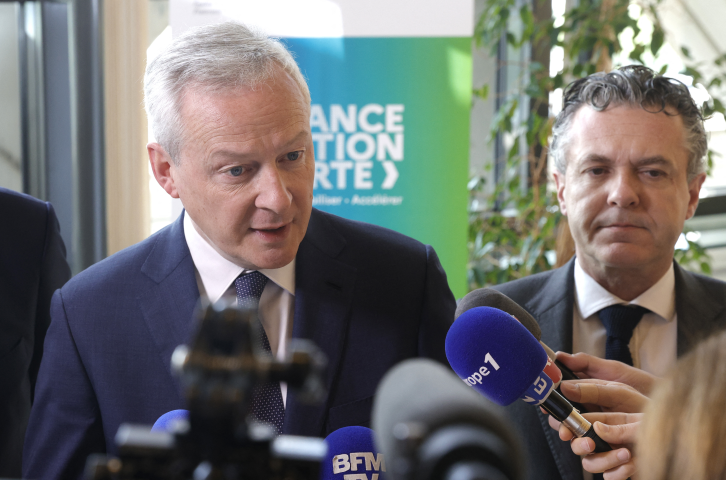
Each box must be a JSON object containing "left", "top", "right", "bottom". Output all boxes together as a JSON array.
[
  {"left": 550, "top": 65, "right": 707, "bottom": 181},
  {"left": 144, "top": 22, "right": 311, "bottom": 163}
]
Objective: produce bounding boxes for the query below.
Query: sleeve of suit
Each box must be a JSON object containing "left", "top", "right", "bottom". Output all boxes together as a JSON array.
[
  {"left": 419, "top": 245, "right": 456, "bottom": 364},
  {"left": 29, "top": 203, "right": 72, "bottom": 400},
  {"left": 23, "top": 290, "right": 106, "bottom": 480}
]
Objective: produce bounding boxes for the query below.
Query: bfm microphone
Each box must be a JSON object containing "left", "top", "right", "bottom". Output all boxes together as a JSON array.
[
  {"left": 446, "top": 306, "right": 611, "bottom": 453},
  {"left": 372, "top": 358, "right": 524, "bottom": 480},
  {"left": 322, "top": 426, "right": 386, "bottom": 480},
  {"left": 151, "top": 409, "right": 190, "bottom": 432}
]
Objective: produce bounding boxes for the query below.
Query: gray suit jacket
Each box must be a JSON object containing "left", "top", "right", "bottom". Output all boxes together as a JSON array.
[{"left": 492, "top": 258, "right": 726, "bottom": 480}]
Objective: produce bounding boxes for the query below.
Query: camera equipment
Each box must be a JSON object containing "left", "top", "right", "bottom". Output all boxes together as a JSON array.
[{"left": 86, "top": 299, "right": 328, "bottom": 480}]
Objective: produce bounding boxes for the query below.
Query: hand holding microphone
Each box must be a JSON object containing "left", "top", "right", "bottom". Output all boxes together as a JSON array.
[
  {"left": 551, "top": 411, "right": 642, "bottom": 480},
  {"left": 546, "top": 375, "right": 649, "bottom": 480},
  {"left": 555, "top": 351, "right": 658, "bottom": 396}
]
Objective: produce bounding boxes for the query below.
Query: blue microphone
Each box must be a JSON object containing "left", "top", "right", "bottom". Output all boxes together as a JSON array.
[
  {"left": 321, "top": 426, "right": 386, "bottom": 480},
  {"left": 446, "top": 306, "right": 549, "bottom": 406},
  {"left": 446, "top": 307, "right": 612, "bottom": 454},
  {"left": 151, "top": 409, "right": 189, "bottom": 432}
]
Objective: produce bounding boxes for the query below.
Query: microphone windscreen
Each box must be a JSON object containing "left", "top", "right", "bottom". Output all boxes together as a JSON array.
[
  {"left": 321, "top": 426, "right": 386, "bottom": 480},
  {"left": 455, "top": 289, "right": 541, "bottom": 340},
  {"left": 372, "top": 358, "right": 522, "bottom": 480},
  {"left": 151, "top": 409, "right": 189, "bottom": 432},
  {"left": 446, "top": 306, "right": 547, "bottom": 406}
]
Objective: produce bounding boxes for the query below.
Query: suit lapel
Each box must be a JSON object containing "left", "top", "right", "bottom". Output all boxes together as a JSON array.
[
  {"left": 284, "top": 210, "right": 357, "bottom": 436},
  {"left": 138, "top": 213, "right": 200, "bottom": 398},
  {"left": 524, "top": 259, "right": 584, "bottom": 480},
  {"left": 674, "top": 262, "right": 726, "bottom": 356},
  {"left": 524, "top": 258, "right": 576, "bottom": 354}
]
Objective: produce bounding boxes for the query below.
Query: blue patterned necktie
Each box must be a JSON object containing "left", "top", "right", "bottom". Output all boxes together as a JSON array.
[
  {"left": 234, "top": 271, "right": 285, "bottom": 435},
  {"left": 598, "top": 304, "right": 649, "bottom": 366}
]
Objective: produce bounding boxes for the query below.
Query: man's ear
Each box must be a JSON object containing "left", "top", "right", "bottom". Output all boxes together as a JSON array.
[
  {"left": 553, "top": 169, "right": 567, "bottom": 216},
  {"left": 148, "top": 143, "right": 180, "bottom": 198},
  {"left": 685, "top": 172, "right": 706, "bottom": 220}
]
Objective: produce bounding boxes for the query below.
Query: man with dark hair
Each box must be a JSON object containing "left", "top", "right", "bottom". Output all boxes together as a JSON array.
[
  {"left": 24, "top": 22, "right": 455, "bottom": 479},
  {"left": 0, "top": 188, "right": 71, "bottom": 477},
  {"left": 493, "top": 65, "right": 726, "bottom": 480}
]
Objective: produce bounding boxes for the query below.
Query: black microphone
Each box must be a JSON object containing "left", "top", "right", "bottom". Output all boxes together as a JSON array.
[
  {"left": 446, "top": 306, "right": 611, "bottom": 454},
  {"left": 372, "top": 358, "right": 524, "bottom": 480}
]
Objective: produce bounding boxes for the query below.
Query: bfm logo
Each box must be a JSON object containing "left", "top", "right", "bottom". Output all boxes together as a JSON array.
[{"left": 332, "top": 452, "right": 386, "bottom": 479}]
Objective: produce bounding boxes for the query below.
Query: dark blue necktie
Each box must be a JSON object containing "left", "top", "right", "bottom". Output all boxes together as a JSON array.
[
  {"left": 234, "top": 271, "right": 285, "bottom": 435},
  {"left": 598, "top": 304, "right": 649, "bottom": 366}
]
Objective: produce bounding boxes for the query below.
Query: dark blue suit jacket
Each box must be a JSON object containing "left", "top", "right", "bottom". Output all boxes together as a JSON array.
[
  {"left": 493, "top": 258, "right": 726, "bottom": 480},
  {"left": 24, "top": 208, "right": 456, "bottom": 478},
  {"left": 0, "top": 188, "right": 70, "bottom": 477}
]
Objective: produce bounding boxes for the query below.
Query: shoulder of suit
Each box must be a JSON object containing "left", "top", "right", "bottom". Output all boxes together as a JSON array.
[
  {"left": 309, "top": 208, "right": 428, "bottom": 253},
  {"left": 491, "top": 267, "right": 560, "bottom": 299},
  {"left": 676, "top": 263, "right": 726, "bottom": 297},
  {"left": 60, "top": 223, "right": 175, "bottom": 295},
  {"left": 0, "top": 187, "right": 48, "bottom": 223}
]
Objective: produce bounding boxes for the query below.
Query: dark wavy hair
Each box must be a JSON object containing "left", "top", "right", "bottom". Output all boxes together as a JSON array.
[{"left": 550, "top": 65, "right": 707, "bottom": 181}]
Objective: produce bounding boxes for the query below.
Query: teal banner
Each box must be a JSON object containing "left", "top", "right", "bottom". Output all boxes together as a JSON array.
[{"left": 286, "top": 37, "right": 471, "bottom": 298}]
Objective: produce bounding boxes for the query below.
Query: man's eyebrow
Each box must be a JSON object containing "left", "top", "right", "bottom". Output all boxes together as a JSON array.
[
  {"left": 282, "top": 129, "right": 311, "bottom": 149},
  {"left": 575, "top": 154, "right": 674, "bottom": 167},
  {"left": 632, "top": 156, "right": 674, "bottom": 168},
  {"left": 578, "top": 154, "right": 613, "bottom": 165},
  {"left": 209, "top": 130, "right": 310, "bottom": 161}
]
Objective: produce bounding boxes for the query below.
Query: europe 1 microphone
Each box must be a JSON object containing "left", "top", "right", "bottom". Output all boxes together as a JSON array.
[
  {"left": 456, "top": 288, "right": 586, "bottom": 408},
  {"left": 446, "top": 306, "right": 611, "bottom": 454}
]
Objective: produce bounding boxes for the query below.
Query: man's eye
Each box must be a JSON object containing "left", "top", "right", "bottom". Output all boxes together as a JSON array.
[
  {"left": 229, "top": 166, "right": 244, "bottom": 177},
  {"left": 589, "top": 167, "right": 606, "bottom": 175},
  {"left": 287, "top": 151, "right": 301, "bottom": 161},
  {"left": 644, "top": 170, "right": 663, "bottom": 178}
]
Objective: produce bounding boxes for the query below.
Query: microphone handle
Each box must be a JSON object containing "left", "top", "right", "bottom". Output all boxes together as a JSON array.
[
  {"left": 555, "top": 359, "right": 578, "bottom": 381},
  {"left": 541, "top": 390, "right": 612, "bottom": 453},
  {"left": 555, "top": 359, "right": 589, "bottom": 414}
]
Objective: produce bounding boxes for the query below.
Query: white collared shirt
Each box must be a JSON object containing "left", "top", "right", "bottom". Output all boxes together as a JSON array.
[
  {"left": 572, "top": 258, "right": 677, "bottom": 377},
  {"left": 183, "top": 212, "right": 295, "bottom": 404}
]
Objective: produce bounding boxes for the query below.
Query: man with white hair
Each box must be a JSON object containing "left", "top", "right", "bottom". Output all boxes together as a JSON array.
[
  {"left": 23, "top": 22, "right": 455, "bottom": 479},
  {"left": 492, "top": 65, "right": 726, "bottom": 480}
]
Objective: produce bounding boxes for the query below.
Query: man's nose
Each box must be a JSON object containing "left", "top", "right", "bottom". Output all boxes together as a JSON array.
[
  {"left": 254, "top": 164, "right": 293, "bottom": 213},
  {"left": 607, "top": 171, "right": 640, "bottom": 207}
]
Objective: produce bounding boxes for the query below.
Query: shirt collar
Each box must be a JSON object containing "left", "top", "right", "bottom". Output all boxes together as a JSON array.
[
  {"left": 183, "top": 212, "right": 296, "bottom": 303},
  {"left": 574, "top": 258, "right": 675, "bottom": 321}
]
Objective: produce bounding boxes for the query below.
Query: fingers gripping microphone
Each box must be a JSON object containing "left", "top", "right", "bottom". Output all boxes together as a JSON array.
[
  {"left": 322, "top": 427, "right": 386, "bottom": 480},
  {"left": 446, "top": 307, "right": 611, "bottom": 454},
  {"left": 372, "top": 358, "right": 524, "bottom": 480}
]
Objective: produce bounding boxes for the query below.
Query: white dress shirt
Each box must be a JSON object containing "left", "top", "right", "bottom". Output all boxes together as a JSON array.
[
  {"left": 572, "top": 259, "right": 677, "bottom": 377},
  {"left": 572, "top": 259, "right": 677, "bottom": 480},
  {"left": 183, "top": 213, "right": 295, "bottom": 405}
]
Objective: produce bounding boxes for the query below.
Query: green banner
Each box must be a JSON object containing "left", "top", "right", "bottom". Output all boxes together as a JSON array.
[{"left": 285, "top": 37, "right": 471, "bottom": 298}]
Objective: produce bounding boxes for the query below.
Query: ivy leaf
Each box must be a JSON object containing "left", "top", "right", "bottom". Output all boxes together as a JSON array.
[
  {"left": 681, "top": 46, "right": 692, "bottom": 59},
  {"left": 473, "top": 85, "right": 490, "bottom": 100}
]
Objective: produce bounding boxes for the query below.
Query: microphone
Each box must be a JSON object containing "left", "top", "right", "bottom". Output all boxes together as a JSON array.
[
  {"left": 321, "top": 426, "right": 386, "bottom": 480},
  {"left": 446, "top": 306, "right": 611, "bottom": 454},
  {"left": 151, "top": 409, "right": 190, "bottom": 433},
  {"left": 455, "top": 289, "right": 579, "bottom": 381},
  {"left": 372, "top": 358, "right": 524, "bottom": 480}
]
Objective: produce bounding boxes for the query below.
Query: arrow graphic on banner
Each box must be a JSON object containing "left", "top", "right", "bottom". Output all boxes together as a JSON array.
[{"left": 381, "top": 161, "right": 399, "bottom": 189}]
